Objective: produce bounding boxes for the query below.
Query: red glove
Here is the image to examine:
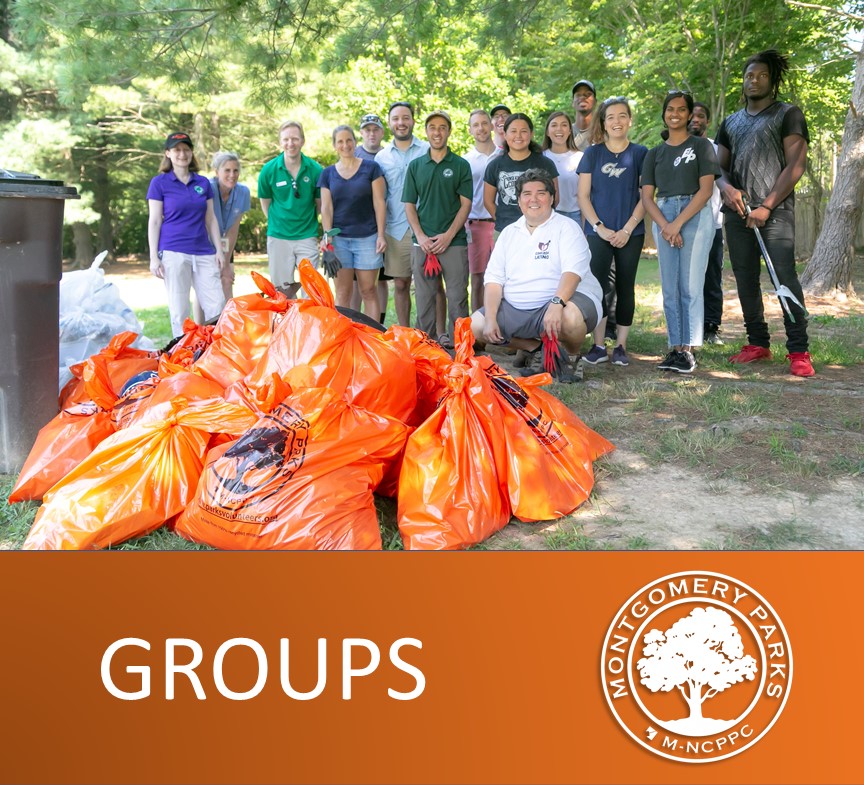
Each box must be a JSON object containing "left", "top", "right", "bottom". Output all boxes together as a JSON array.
[{"left": 423, "top": 252, "right": 442, "bottom": 277}]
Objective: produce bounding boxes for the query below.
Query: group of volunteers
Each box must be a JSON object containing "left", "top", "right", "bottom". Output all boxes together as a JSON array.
[{"left": 146, "top": 47, "right": 815, "bottom": 380}]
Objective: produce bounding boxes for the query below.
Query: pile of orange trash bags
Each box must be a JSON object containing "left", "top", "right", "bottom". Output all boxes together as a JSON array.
[{"left": 13, "top": 261, "right": 614, "bottom": 551}]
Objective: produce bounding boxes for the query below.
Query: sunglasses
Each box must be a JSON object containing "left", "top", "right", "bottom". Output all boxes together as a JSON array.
[
  {"left": 291, "top": 179, "right": 300, "bottom": 198},
  {"left": 601, "top": 96, "right": 629, "bottom": 106},
  {"left": 666, "top": 90, "right": 692, "bottom": 98}
]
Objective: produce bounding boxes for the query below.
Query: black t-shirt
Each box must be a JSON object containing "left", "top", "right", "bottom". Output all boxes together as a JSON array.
[
  {"left": 716, "top": 102, "right": 809, "bottom": 215},
  {"left": 641, "top": 135, "right": 719, "bottom": 198},
  {"left": 483, "top": 151, "right": 559, "bottom": 232}
]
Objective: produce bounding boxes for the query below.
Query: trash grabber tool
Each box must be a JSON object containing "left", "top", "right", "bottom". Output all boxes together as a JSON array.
[{"left": 741, "top": 195, "right": 807, "bottom": 323}]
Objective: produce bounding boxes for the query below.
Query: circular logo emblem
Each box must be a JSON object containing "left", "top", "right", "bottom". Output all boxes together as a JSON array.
[
  {"left": 194, "top": 185, "right": 204, "bottom": 194},
  {"left": 302, "top": 175, "right": 310, "bottom": 183},
  {"left": 601, "top": 571, "right": 791, "bottom": 763},
  {"left": 442, "top": 168, "right": 454, "bottom": 178}
]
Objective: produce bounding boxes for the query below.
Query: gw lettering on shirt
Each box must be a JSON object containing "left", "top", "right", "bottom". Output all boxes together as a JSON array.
[
  {"left": 674, "top": 147, "right": 697, "bottom": 167},
  {"left": 601, "top": 162, "right": 626, "bottom": 178}
]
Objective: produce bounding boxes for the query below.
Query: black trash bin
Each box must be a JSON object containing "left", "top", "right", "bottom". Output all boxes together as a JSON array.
[{"left": 0, "top": 175, "right": 79, "bottom": 474}]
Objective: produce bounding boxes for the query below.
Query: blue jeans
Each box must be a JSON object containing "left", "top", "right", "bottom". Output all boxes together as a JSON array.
[
  {"left": 332, "top": 234, "right": 383, "bottom": 270},
  {"left": 653, "top": 196, "right": 713, "bottom": 347}
]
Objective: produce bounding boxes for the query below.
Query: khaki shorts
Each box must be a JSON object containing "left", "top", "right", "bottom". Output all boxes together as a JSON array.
[
  {"left": 267, "top": 236, "right": 319, "bottom": 288},
  {"left": 384, "top": 229, "right": 413, "bottom": 279}
]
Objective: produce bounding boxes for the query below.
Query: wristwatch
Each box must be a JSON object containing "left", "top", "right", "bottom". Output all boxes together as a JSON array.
[
  {"left": 550, "top": 296, "right": 565, "bottom": 307},
  {"left": 593, "top": 219, "right": 603, "bottom": 227}
]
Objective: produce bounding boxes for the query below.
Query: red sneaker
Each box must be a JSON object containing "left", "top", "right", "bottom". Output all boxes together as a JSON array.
[
  {"left": 787, "top": 352, "right": 815, "bottom": 377},
  {"left": 729, "top": 344, "right": 772, "bottom": 363}
]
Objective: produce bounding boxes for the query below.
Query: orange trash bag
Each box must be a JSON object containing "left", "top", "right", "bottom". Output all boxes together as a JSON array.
[
  {"left": 479, "top": 356, "right": 615, "bottom": 522},
  {"left": 397, "top": 321, "right": 511, "bottom": 550},
  {"left": 381, "top": 325, "right": 451, "bottom": 425},
  {"left": 9, "top": 354, "right": 120, "bottom": 503},
  {"left": 167, "top": 318, "right": 215, "bottom": 361},
  {"left": 237, "top": 260, "right": 417, "bottom": 423},
  {"left": 59, "top": 331, "right": 159, "bottom": 409},
  {"left": 175, "top": 383, "right": 409, "bottom": 550},
  {"left": 22, "top": 397, "right": 258, "bottom": 550},
  {"left": 193, "top": 271, "right": 291, "bottom": 388}
]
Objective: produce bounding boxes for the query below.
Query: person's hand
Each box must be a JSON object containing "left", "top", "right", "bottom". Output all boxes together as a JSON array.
[
  {"left": 483, "top": 317, "right": 504, "bottom": 345},
  {"left": 720, "top": 184, "right": 746, "bottom": 217},
  {"left": 416, "top": 232, "right": 434, "bottom": 253},
  {"left": 375, "top": 234, "right": 387, "bottom": 254},
  {"left": 661, "top": 222, "right": 683, "bottom": 249},
  {"left": 149, "top": 258, "right": 164, "bottom": 279},
  {"left": 544, "top": 301, "right": 564, "bottom": 339},
  {"left": 216, "top": 249, "right": 226, "bottom": 270},
  {"left": 608, "top": 229, "right": 629, "bottom": 248},
  {"left": 429, "top": 233, "right": 452, "bottom": 255},
  {"left": 746, "top": 205, "right": 771, "bottom": 229}
]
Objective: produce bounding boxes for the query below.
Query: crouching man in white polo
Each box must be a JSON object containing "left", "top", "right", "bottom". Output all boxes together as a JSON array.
[{"left": 470, "top": 168, "right": 603, "bottom": 383}]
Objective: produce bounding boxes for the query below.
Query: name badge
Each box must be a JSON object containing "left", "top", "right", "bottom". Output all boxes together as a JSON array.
[
  {"left": 220, "top": 237, "right": 230, "bottom": 252},
  {"left": 276, "top": 180, "right": 288, "bottom": 187}
]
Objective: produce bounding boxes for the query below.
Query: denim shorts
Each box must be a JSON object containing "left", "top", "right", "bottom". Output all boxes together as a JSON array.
[{"left": 333, "top": 234, "right": 383, "bottom": 270}]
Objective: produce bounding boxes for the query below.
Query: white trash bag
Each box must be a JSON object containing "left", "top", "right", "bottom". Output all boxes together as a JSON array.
[{"left": 58, "top": 251, "right": 157, "bottom": 391}]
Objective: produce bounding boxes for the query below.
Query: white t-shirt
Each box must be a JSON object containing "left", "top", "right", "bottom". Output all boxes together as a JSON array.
[
  {"left": 543, "top": 149, "right": 583, "bottom": 213},
  {"left": 484, "top": 211, "right": 602, "bottom": 315},
  {"left": 708, "top": 137, "right": 723, "bottom": 229},
  {"left": 464, "top": 146, "right": 500, "bottom": 220}
]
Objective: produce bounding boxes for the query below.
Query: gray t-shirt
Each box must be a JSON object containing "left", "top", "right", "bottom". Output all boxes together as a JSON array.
[{"left": 641, "top": 135, "right": 719, "bottom": 198}]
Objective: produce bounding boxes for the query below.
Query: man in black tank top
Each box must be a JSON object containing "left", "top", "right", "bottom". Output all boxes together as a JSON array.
[{"left": 716, "top": 49, "right": 814, "bottom": 377}]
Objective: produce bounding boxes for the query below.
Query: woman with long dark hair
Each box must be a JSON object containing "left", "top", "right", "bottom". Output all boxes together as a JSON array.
[
  {"left": 577, "top": 97, "right": 647, "bottom": 367},
  {"left": 147, "top": 132, "right": 225, "bottom": 338},
  {"left": 542, "top": 111, "right": 583, "bottom": 225},
  {"left": 641, "top": 91, "right": 719, "bottom": 374},
  {"left": 483, "top": 113, "right": 559, "bottom": 234}
]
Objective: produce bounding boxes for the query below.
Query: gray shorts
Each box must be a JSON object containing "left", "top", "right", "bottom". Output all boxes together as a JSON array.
[{"left": 482, "top": 293, "right": 598, "bottom": 341}]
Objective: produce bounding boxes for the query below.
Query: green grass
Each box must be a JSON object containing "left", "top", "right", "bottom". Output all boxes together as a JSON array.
[
  {"left": 0, "top": 476, "right": 38, "bottom": 549},
  {"left": 543, "top": 521, "right": 596, "bottom": 550},
  {"left": 134, "top": 306, "right": 173, "bottom": 348},
  {"left": 708, "top": 519, "right": 833, "bottom": 550}
]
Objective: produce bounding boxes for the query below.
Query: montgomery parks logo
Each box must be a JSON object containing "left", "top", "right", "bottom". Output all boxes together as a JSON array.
[{"left": 601, "top": 571, "right": 792, "bottom": 763}]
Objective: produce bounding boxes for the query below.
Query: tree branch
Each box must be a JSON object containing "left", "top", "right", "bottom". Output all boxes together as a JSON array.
[{"left": 785, "top": 0, "right": 864, "bottom": 23}]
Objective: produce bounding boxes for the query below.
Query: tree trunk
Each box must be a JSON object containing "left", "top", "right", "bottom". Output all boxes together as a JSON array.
[
  {"left": 91, "top": 137, "right": 115, "bottom": 262},
  {"left": 685, "top": 685, "right": 705, "bottom": 720},
  {"left": 800, "top": 46, "right": 864, "bottom": 297},
  {"left": 71, "top": 222, "right": 94, "bottom": 269}
]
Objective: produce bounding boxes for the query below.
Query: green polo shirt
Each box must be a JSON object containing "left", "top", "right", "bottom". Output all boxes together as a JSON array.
[
  {"left": 401, "top": 148, "right": 472, "bottom": 246},
  {"left": 257, "top": 152, "right": 324, "bottom": 240}
]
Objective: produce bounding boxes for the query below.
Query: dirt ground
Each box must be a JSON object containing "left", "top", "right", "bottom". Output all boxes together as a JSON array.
[{"left": 102, "top": 257, "right": 864, "bottom": 551}]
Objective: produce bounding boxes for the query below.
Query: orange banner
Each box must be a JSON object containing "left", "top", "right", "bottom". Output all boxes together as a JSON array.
[{"left": 0, "top": 553, "right": 858, "bottom": 784}]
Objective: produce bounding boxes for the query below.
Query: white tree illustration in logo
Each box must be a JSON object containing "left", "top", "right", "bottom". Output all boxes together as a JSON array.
[{"left": 636, "top": 606, "right": 758, "bottom": 735}]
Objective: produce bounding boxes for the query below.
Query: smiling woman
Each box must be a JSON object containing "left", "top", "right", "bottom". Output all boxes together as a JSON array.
[{"left": 147, "top": 132, "right": 226, "bottom": 338}]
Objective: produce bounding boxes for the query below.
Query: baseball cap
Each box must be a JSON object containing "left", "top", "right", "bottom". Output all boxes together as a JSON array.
[
  {"left": 424, "top": 110, "right": 452, "bottom": 128},
  {"left": 571, "top": 80, "right": 596, "bottom": 96},
  {"left": 489, "top": 103, "right": 511, "bottom": 117},
  {"left": 359, "top": 114, "right": 384, "bottom": 129},
  {"left": 164, "top": 132, "right": 193, "bottom": 149}
]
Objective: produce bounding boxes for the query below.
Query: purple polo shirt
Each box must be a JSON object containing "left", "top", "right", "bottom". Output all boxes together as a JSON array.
[{"left": 146, "top": 172, "right": 215, "bottom": 254}]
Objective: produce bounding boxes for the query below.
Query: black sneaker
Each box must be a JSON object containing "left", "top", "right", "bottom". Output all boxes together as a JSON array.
[
  {"left": 670, "top": 350, "right": 697, "bottom": 374},
  {"left": 657, "top": 350, "right": 680, "bottom": 370}
]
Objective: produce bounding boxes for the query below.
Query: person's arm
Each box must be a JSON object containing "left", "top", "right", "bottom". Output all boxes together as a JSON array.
[
  {"left": 483, "top": 182, "right": 497, "bottom": 221},
  {"left": 746, "top": 134, "right": 807, "bottom": 228},
  {"left": 403, "top": 202, "right": 432, "bottom": 253},
  {"left": 482, "top": 282, "right": 505, "bottom": 344},
  {"left": 430, "top": 195, "right": 471, "bottom": 255},
  {"left": 578, "top": 172, "right": 620, "bottom": 246},
  {"left": 372, "top": 176, "right": 387, "bottom": 254},
  {"left": 225, "top": 221, "right": 241, "bottom": 259},
  {"left": 319, "top": 188, "right": 334, "bottom": 234},
  {"left": 204, "top": 199, "right": 226, "bottom": 269},
  {"left": 664, "top": 174, "right": 715, "bottom": 243},
  {"left": 260, "top": 198, "right": 271, "bottom": 218},
  {"left": 147, "top": 199, "right": 164, "bottom": 278},
  {"left": 552, "top": 176, "right": 560, "bottom": 208}
]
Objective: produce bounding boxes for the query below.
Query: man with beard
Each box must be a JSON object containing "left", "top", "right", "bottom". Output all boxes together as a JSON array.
[
  {"left": 403, "top": 110, "right": 473, "bottom": 346},
  {"left": 375, "top": 102, "right": 430, "bottom": 326},
  {"left": 464, "top": 109, "right": 499, "bottom": 313},
  {"left": 716, "top": 49, "right": 814, "bottom": 376},
  {"left": 571, "top": 79, "right": 596, "bottom": 152},
  {"left": 689, "top": 101, "right": 726, "bottom": 344}
]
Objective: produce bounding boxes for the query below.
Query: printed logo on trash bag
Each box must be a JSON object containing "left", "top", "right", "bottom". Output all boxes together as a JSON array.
[
  {"left": 207, "top": 402, "right": 309, "bottom": 513},
  {"left": 601, "top": 571, "right": 791, "bottom": 763}
]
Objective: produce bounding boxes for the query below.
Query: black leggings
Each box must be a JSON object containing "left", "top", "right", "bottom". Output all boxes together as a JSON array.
[{"left": 587, "top": 233, "right": 644, "bottom": 328}]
